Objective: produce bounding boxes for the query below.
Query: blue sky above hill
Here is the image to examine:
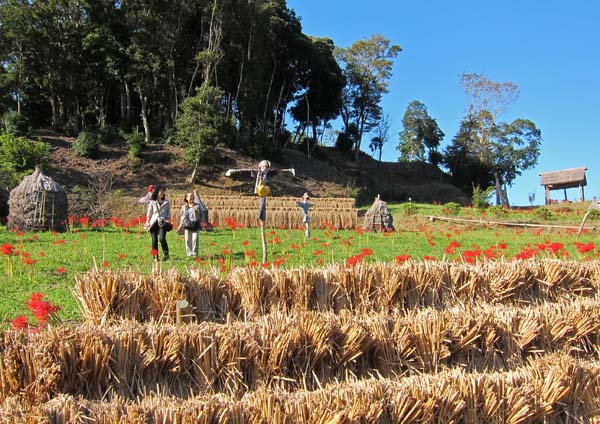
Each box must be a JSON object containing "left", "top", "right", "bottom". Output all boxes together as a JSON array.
[{"left": 286, "top": 0, "right": 600, "bottom": 206}]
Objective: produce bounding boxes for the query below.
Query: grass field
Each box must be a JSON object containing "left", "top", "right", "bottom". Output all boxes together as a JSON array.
[{"left": 1, "top": 202, "right": 599, "bottom": 323}]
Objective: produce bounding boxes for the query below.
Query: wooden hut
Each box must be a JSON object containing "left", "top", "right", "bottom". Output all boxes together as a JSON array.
[{"left": 539, "top": 167, "right": 587, "bottom": 205}]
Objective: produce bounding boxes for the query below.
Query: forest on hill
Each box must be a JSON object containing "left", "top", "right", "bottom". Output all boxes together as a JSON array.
[{"left": 0, "top": 0, "right": 540, "bottom": 208}]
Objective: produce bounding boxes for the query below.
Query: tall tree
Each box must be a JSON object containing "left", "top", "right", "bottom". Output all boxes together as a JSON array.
[
  {"left": 442, "top": 116, "right": 494, "bottom": 196},
  {"left": 461, "top": 73, "right": 521, "bottom": 205},
  {"left": 290, "top": 36, "right": 345, "bottom": 157},
  {"left": 174, "top": 85, "right": 234, "bottom": 183},
  {"left": 369, "top": 113, "right": 391, "bottom": 162},
  {"left": 336, "top": 34, "right": 400, "bottom": 160},
  {"left": 397, "top": 100, "right": 444, "bottom": 163}
]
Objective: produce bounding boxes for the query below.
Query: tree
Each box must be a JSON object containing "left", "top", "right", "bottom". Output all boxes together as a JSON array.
[
  {"left": 397, "top": 100, "right": 444, "bottom": 163},
  {"left": 369, "top": 113, "right": 391, "bottom": 161},
  {"left": 174, "top": 85, "right": 234, "bottom": 183},
  {"left": 487, "top": 118, "right": 541, "bottom": 205},
  {"left": 336, "top": 34, "right": 400, "bottom": 160},
  {"left": 442, "top": 116, "right": 494, "bottom": 196},
  {"left": 290, "top": 36, "right": 345, "bottom": 157},
  {"left": 461, "top": 73, "right": 522, "bottom": 205}
]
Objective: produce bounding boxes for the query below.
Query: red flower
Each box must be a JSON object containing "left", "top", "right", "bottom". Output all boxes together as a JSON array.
[
  {"left": 346, "top": 254, "right": 363, "bottom": 267},
  {"left": 574, "top": 241, "right": 595, "bottom": 254},
  {"left": 11, "top": 316, "right": 29, "bottom": 331},
  {"left": 118, "top": 253, "right": 126, "bottom": 259},
  {"left": 395, "top": 254, "right": 411, "bottom": 263},
  {"left": 1, "top": 243, "right": 14, "bottom": 256},
  {"left": 312, "top": 250, "right": 323, "bottom": 256},
  {"left": 28, "top": 293, "right": 60, "bottom": 326},
  {"left": 21, "top": 257, "right": 36, "bottom": 265},
  {"left": 150, "top": 249, "right": 158, "bottom": 256},
  {"left": 360, "top": 247, "right": 373, "bottom": 256},
  {"left": 102, "top": 261, "right": 110, "bottom": 268},
  {"left": 56, "top": 267, "right": 66, "bottom": 274},
  {"left": 242, "top": 240, "right": 250, "bottom": 246}
]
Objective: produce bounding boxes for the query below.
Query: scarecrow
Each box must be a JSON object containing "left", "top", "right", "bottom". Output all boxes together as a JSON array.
[{"left": 225, "top": 160, "right": 295, "bottom": 263}]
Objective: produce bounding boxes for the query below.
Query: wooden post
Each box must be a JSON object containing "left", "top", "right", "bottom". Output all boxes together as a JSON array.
[
  {"left": 176, "top": 300, "right": 192, "bottom": 324},
  {"left": 260, "top": 221, "right": 267, "bottom": 264}
]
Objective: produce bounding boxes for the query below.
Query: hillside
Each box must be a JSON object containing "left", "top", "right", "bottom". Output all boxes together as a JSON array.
[{"left": 37, "top": 132, "right": 468, "bottom": 208}]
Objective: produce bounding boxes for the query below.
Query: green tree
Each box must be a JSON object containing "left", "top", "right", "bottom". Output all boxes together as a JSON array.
[
  {"left": 488, "top": 118, "right": 541, "bottom": 205},
  {"left": 397, "top": 100, "right": 444, "bottom": 163},
  {"left": 442, "top": 117, "right": 494, "bottom": 196},
  {"left": 461, "top": 73, "right": 516, "bottom": 205},
  {"left": 336, "top": 34, "right": 401, "bottom": 160},
  {"left": 174, "top": 85, "right": 233, "bottom": 182}
]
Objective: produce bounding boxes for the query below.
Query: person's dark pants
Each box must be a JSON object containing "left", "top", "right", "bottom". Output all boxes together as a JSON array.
[{"left": 150, "top": 224, "right": 169, "bottom": 259}]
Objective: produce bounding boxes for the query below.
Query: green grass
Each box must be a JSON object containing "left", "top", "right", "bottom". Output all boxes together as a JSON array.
[{"left": 1, "top": 201, "right": 599, "bottom": 325}]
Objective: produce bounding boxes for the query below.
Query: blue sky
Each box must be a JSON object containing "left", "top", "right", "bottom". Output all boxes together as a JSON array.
[{"left": 286, "top": 0, "right": 600, "bottom": 206}]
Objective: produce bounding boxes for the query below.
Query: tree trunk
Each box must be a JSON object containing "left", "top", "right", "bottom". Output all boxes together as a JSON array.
[
  {"left": 494, "top": 172, "right": 510, "bottom": 207},
  {"left": 125, "top": 81, "right": 133, "bottom": 124},
  {"left": 49, "top": 96, "right": 59, "bottom": 129},
  {"left": 137, "top": 85, "right": 150, "bottom": 144}
]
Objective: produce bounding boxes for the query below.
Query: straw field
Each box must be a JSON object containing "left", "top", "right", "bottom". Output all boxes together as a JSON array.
[
  {"left": 2, "top": 260, "right": 600, "bottom": 422},
  {"left": 200, "top": 195, "right": 357, "bottom": 229}
]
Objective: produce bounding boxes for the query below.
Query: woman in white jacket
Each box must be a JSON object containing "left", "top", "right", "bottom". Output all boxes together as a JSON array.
[
  {"left": 177, "top": 189, "right": 203, "bottom": 257},
  {"left": 144, "top": 186, "right": 171, "bottom": 260}
]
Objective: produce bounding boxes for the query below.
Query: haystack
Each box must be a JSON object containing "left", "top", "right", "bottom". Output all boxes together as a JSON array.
[
  {"left": 362, "top": 195, "right": 394, "bottom": 232},
  {"left": 8, "top": 167, "right": 68, "bottom": 231}
]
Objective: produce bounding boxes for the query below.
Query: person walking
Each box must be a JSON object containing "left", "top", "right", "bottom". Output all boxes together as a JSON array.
[
  {"left": 177, "top": 188, "right": 202, "bottom": 257},
  {"left": 144, "top": 185, "right": 171, "bottom": 260},
  {"left": 297, "top": 192, "right": 313, "bottom": 238}
]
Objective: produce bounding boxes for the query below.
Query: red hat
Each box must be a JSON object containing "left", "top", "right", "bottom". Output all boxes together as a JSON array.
[{"left": 148, "top": 185, "right": 154, "bottom": 192}]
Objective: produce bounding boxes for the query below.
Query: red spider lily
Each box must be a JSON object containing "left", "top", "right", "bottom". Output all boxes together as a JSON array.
[
  {"left": 78, "top": 217, "right": 90, "bottom": 227},
  {"left": 498, "top": 242, "right": 507, "bottom": 250},
  {"left": 22, "top": 251, "right": 30, "bottom": 257},
  {"left": 514, "top": 248, "right": 537, "bottom": 260},
  {"left": 346, "top": 254, "right": 363, "bottom": 267},
  {"left": 222, "top": 249, "right": 232, "bottom": 256},
  {"left": 395, "top": 254, "right": 411, "bottom": 263},
  {"left": 224, "top": 217, "right": 244, "bottom": 230},
  {"left": 261, "top": 261, "right": 271, "bottom": 268},
  {"left": 39, "top": 251, "right": 45, "bottom": 257},
  {"left": 312, "top": 250, "right": 324, "bottom": 256},
  {"left": 444, "top": 240, "right": 462, "bottom": 255},
  {"left": 56, "top": 267, "right": 66, "bottom": 274},
  {"left": 14, "top": 231, "right": 25, "bottom": 237},
  {"left": 245, "top": 250, "right": 255, "bottom": 258},
  {"left": 242, "top": 240, "right": 250, "bottom": 246},
  {"left": 151, "top": 249, "right": 158, "bottom": 256},
  {"left": 316, "top": 258, "right": 324, "bottom": 265},
  {"left": 423, "top": 255, "right": 437, "bottom": 261},
  {"left": 248, "top": 261, "right": 258, "bottom": 268},
  {"left": 360, "top": 247, "right": 373, "bottom": 256},
  {"left": 1, "top": 243, "right": 14, "bottom": 255},
  {"left": 483, "top": 247, "right": 497, "bottom": 259},
  {"left": 291, "top": 243, "right": 299, "bottom": 250},
  {"left": 28, "top": 293, "right": 60, "bottom": 326},
  {"left": 52, "top": 239, "right": 66, "bottom": 245},
  {"left": 118, "top": 253, "right": 126, "bottom": 260},
  {"left": 547, "top": 242, "right": 564, "bottom": 254},
  {"left": 273, "top": 258, "right": 286, "bottom": 267},
  {"left": 111, "top": 217, "right": 123, "bottom": 227},
  {"left": 11, "top": 316, "right": 29, "bottom": 331},
  {"left": 574, "top": 241, "right": 595, "bottom": 254},
  {"left": 21, "top": 257, "right": 36, "bottom": 265},
  {"left": 355, "top": 228, "right": 364, "bottom": 235},
  {"left": 102, "top": 261, "right": 110, "bottom": 268}
]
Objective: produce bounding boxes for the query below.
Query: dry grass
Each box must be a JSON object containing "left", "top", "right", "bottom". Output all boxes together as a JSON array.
[
  {"left": 72, "top": 260, "right": 600, "bottom": 324},
  {"left": 1, "top": 354, "right": 598, "bottom": 423},
  {"left": 2, "top": 299, "right": 600, "bottom": 401},
  {"left": 198, "top": 195, "right": 357, "bottom": 229}
]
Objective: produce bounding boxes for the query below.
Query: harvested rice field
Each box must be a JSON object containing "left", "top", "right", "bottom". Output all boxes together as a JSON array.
[{"left": 2, "top": 260, "right": 600, "bottom": 422}]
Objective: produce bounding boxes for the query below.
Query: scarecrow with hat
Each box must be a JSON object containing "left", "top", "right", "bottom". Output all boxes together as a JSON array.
[
  {"left": 297, "top": 192, "right": 313, "bottom": 238},
  {"left": 225, "top": 160, "right": 295, "bottom": 263}
]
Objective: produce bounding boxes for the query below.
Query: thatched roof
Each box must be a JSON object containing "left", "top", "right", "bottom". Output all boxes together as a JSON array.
[{"left": 539, "top": 167, "right": 587, "bottom": 189}]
